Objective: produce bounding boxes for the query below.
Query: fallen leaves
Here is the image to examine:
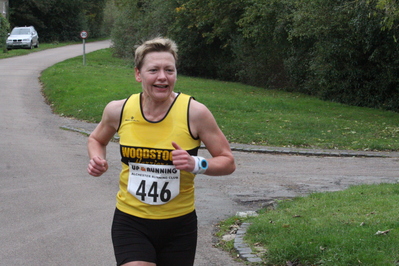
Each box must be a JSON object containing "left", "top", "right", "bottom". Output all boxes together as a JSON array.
[{"left": 375, "top": 229, "right": 391, "bottom": 236}]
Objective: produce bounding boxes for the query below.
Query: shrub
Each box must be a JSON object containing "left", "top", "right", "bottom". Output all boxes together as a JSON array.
[{"left": 0, "top": 16, "right": 10, "bottom": 53}]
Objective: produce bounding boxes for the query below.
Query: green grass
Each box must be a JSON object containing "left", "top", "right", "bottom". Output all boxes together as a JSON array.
[
  {"left": 214, "top": 216, "right": 243, "bottom": 258},
  {"left": 239, "top": 184, "right": 399, "bottom": 265},
  {"left": 40, "top": 48, "right": 399, "bottom": 151},
  {"left": 42, "top": 48, "right": 136, "bottom": 122},
  {"left": 1, "top": 42, "right": 74, "bottom": 59},
  {"left": 0, "top": 38, "right": 108, "bottom": 59}
]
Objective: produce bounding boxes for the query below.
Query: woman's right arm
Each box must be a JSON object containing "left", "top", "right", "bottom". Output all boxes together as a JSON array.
[{"left": 87, "top": 100, "right": 124, "bottom": 177}]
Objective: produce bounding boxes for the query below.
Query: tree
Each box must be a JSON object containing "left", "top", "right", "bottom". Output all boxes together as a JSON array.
[
  {"left": 9, "top": 0, "right": 106, "bottom": 42},
  {"left": 170, "top": 0, "right": 246, "bottom": 80},
  {"left": 235, "top": 0, "right": 292, "bottom": 88},
  {"left": 0, "top": 15, "right": 10, "bottom": 53},
  {"left": 287, "top": 0, "right": 399, "bottom": 110},
  {"left": 83, "top": 0, "right": 107, "bottom": 38},
  {"left": 377, "top": 0, "right": 399, "bottom": 32},
  {"left": 111, "top": 0, "right": 176, "bottom": 59}
]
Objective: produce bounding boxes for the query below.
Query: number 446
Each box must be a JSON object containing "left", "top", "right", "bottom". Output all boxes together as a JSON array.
[{"left": 136, "top": 180, "right": 172, "bottom": 203}]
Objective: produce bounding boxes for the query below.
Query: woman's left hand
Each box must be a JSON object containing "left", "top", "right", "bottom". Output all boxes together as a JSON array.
[{"left": 171, "top": 142, "right": 195, "bottom": 172}]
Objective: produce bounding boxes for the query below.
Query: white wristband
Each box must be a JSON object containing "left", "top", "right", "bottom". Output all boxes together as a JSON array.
[{"left": 191, "top": 156, "right": 208, "bottom": 175}]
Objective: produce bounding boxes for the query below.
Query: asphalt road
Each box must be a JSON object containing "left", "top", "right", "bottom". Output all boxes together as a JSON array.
[{"left": 1, "top": 41, "right": 398, "bottom": 266}]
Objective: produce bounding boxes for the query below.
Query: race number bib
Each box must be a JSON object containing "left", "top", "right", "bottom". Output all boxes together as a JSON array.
[{"left": 127, "top": 162, "right": 180, "bottom": 205}]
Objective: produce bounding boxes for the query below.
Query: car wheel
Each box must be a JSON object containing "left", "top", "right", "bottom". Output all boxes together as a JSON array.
[
  {"left": 34, "top": 41, "right": 39, "bottom": 48},
  {"left": 29, "top": 41, "right": 33, "bottom": 49}
]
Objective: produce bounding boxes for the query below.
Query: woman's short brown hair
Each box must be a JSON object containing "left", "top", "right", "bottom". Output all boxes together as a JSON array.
[{"left": 134, "top": 37, "right": 178, "bottom": 70}]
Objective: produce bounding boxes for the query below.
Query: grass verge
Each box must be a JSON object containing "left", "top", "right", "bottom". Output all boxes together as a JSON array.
[
  {"left": 244, "top": 183, "right": 399, "bottom": 265},
  {"left": 40, "top": 48, "right": 399, "bottom": 151},
  {"left": 216, "top": 184, "right": 399, "bottom": 265},
  {"left": 0, "top": 38, "right": 108, "bottom": 59}
]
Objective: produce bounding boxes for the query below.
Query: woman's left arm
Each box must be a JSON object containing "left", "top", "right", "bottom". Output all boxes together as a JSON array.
[{"left": 190, "top": 100, "right": 236, "bottom": 176}]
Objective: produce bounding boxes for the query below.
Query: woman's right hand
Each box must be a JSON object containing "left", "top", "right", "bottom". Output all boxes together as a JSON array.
[{"left": 87, "top": 156, "right": 109, "bottom": 177}]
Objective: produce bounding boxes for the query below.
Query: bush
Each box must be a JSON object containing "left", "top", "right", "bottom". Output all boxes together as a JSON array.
[
  {"left": 235, "top": 0, "right": 292, "bottom": 88},
  {"left": 0, "top": 16, "right": 10, "bottom": 53},
  {"left": 111, "top": 0, "right": 174, "bottom": 60},
  {"left": 9, "top": 0, "right": 106, "bottom": 42},
  {"left": 287, "top": 0, "right": 399, "bottom": 111},
  {"left": 169, "top": 0, "right": 244, "bottom": 81}
]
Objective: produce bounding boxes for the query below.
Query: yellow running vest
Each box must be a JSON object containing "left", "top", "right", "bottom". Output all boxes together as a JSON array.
[{"left": 116, "top": 92, "right": 201, "bottom": 219}]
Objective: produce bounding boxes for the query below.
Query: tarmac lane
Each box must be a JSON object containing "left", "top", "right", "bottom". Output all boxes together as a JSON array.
[
  {"left": 1, "top": 41, "right": 399, "bottom": 265},
  {"left": 0, "top": 41, "right": 116, "bottom": 265}
]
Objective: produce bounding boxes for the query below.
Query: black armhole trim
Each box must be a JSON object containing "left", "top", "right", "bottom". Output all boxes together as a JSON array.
[
  {"left": 188, "top": 96, "right": 200, "bottom": 140},
  {"left": 116, "top": 95, "right": 132, "bottom": 132}
]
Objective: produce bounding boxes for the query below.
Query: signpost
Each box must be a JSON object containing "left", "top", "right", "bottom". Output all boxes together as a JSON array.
[{"left": 80, "top": 30, "right": 88, "bottom": 65}]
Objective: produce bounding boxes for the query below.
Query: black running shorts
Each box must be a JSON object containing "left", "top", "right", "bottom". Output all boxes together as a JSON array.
[{"left": 111, "top": 208, "right": 198, "bottom": 266}]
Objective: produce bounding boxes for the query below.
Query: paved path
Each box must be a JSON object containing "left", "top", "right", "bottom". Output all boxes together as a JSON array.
[{"left": 1, "top": 41, "right": 398, "bottom": 265}]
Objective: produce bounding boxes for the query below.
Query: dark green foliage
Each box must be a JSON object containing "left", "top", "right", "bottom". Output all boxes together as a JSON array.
[
  {"left": 0, "top": 15, "right": 10, "bottom": 52},
  {"left": 110, "top": 0, "right": 176, "bottom": 60},
  {"left": 8, "top": 0, "right": 106, "bottom": 42},
  {"left": 286, "top": 0, "right": 399, "bottom": 111},
  {"left": 169, "top": 0, "right": 244, "bottom": 80},
  {"left": 235, "top": 0, "right": 292, "bottom": 88}
]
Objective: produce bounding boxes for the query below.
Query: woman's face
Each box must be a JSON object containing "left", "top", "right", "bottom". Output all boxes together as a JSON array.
[{"left": 135, "top": 51, "right": 177, "bottom": 102}]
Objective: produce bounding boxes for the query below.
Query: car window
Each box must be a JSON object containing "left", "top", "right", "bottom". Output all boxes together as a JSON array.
[{"left": 11, "top": 28, "right": 31, "bottom": 35}]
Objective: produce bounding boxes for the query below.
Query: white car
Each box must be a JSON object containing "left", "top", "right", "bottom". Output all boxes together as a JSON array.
[{"left": 6, "top": 26, "right": 39, "bottom": 50}]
